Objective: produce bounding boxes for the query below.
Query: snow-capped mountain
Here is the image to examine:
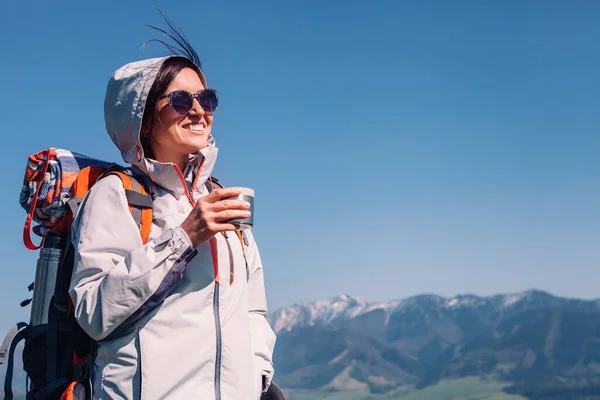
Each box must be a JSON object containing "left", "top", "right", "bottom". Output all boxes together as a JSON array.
[
  {"left": 269, "top": 289, "right": 600, "bottom": 397},
  {"left": 268, "top": 294, "right": 400, "bottom": 334},
  {"left": 268, "top": 289, "right": 600, "bottom": 334}
]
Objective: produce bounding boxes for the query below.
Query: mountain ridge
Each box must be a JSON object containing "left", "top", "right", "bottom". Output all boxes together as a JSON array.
[
  {"left": 268, "top": 289, "right": 600, "bottom": 399},
  {"left": 268, "top": 289, "right": 600, "bottom": 333}
]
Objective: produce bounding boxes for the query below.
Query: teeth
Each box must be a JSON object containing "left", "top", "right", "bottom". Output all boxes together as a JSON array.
[{"left": 186, "top": 124, "right": 204, "bottom": 131}]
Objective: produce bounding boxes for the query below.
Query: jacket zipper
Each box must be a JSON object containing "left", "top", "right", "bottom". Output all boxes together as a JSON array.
[
  {"left": 209, "top": 237, "right": 222, "bottom": 400},
  {"left": 212, "top": 270, "right": 222, "bottom": 400},
  {"left": 173, "top": 163, "right": 223, "bottom": 400}
]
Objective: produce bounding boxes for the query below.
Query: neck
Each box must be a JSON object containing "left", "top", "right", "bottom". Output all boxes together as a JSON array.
[{"left": 173, "top": 156, "right": 188, "bottom": 172}]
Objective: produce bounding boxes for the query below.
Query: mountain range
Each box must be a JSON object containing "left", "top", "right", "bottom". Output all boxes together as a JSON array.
[{"left": 267, "top": 290, "right": 600, "bottom": 399}]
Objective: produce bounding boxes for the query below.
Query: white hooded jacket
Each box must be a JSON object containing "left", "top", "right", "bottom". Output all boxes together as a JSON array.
[{"left": 68, "top": 56, "right": 276, "bottom": 400}]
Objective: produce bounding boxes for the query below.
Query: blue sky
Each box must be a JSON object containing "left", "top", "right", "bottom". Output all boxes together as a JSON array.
[{"left": 0, "top": 0, "right": 598, "bottom": 335}]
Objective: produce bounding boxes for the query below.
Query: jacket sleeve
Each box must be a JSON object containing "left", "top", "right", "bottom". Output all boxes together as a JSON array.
[
  {"left": 68, "top": 175, "right": 197, "bottom": 341},
  {"left": 244, "top": 230, "right": 277, "bottom": 393}
]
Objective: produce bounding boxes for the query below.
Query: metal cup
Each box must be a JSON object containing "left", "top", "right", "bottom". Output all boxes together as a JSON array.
[{"left": 226, "top": 187, "right": 254, "bottom": 230}]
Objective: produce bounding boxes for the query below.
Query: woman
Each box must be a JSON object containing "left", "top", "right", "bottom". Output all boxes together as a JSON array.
[{"left": 68, "top": 25, "right": 276, "bottom": 400}]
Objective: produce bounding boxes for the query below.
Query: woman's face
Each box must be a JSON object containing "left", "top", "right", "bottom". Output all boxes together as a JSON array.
[{"left": 148, "top": 67, "right": 213, "bottom": 168}]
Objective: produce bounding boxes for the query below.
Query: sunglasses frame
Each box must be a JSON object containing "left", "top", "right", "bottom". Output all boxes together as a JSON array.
[{"left": 158, "top": 88, "right": 219, "bottom": 114}]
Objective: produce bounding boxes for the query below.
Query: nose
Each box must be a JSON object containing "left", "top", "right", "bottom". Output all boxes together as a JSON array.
[{"left": 188, "top": 97, "right": 205, "bottom": 117}]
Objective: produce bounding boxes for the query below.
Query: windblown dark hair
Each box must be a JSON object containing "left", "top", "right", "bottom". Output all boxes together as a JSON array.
[
  {"left": 140, "top": 9, "right": 204, "bottom": 159},
  {"left": 144, "top": 8, "right": 202, "bottom": 70}
]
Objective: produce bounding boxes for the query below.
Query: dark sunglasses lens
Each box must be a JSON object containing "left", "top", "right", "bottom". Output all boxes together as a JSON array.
[
  {"left": 170, "top": 91, "right": 193, "bottom": 113},
  {"left": 198, "top": 90, "right": 218, "bottom": 112}
]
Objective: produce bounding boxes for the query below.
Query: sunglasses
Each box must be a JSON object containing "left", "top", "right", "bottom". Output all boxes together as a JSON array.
[{"left": 159, "top": 88, "right": 219, "bottom": 114}]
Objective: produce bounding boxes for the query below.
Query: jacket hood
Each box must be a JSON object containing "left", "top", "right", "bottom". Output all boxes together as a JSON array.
[{"left": 104, "top": 55, "right": 218, "bottom": 199}]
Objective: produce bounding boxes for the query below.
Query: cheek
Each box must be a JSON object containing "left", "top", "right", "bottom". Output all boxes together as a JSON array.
[{"left": 156, "top": 107, "right": 182, "bottom": 132}]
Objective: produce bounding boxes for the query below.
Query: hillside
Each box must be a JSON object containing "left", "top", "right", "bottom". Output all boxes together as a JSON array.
[{"left": 268, "top": 290, "right": 600, "bottom": 399}]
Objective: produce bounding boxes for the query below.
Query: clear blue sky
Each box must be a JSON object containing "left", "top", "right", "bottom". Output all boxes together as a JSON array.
[{"left": 0, "top": 0, "right": 598, "bottom": 335}]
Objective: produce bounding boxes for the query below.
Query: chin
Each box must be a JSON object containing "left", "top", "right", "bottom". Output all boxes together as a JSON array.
[
  {"left": 186, "top": 134, "right": 208, "bottom": 146},
  {"left": 185, "top": 141, "right": 209, "bottom": 154}
]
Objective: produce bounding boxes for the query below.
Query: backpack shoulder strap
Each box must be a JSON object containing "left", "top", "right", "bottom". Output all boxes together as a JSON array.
[
  {"left": 1, "top": 322, "right": 27, "bottom": 400},
  {"left": 205, "top": 176, "right": 223, "bottom": 191},
  {"left": 102, "top": 169, "right": 154, "bottom": 244}
]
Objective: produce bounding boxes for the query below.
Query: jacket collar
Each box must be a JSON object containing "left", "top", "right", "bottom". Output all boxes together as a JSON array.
[{"left": 134, "top": 143, "right": 219, "bottom": 200}]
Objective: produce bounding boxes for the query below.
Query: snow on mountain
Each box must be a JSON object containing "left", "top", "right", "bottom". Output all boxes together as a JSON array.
[
  {"left": 267, "top": 289, "right": 600, "bottom": 334},
  {"left": 502, "top": 293, "right": 524, "bottom": 307},
  {"left": 268, "top": 294, "right": 400, "bottom": 334}
]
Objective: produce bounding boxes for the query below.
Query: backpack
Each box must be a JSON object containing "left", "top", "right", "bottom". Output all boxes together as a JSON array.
[
  {"left": 1, "top": 148, "right": 155, "bottom": 400},
  {"left": 0, "top": 148, "right": 281, "bottom": 400}
]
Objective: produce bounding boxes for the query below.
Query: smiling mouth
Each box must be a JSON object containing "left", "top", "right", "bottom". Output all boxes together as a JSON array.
[{"left": 183, "top": 123, "right": 205, "bottom": 133}]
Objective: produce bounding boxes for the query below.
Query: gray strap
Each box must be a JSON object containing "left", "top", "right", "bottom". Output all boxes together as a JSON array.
[
  {"left": 121, "top": 174, "right": 153, "bottom": 231},
  {"left": 125, "top": 185, "right": 142, "bottom": 229},
  {"left": 67, "top": 196, "right": 83, "bottom": 218},
  {"left": 124, "top": 190, "right": 153, "bottom": 208},
  {"left": 0, "top": 322, "right": 26, "bottom": 365}
]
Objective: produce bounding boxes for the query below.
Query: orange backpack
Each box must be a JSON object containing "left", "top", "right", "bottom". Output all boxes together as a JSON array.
[
  {"left": 2, "top": 148, "right": 154, "bottom": 400},
  {"left": 20, "top": 148, "right": 153, "bottom": 251},
  {"left": 2, "top": 148, "right": 249, "bottom": 400}
]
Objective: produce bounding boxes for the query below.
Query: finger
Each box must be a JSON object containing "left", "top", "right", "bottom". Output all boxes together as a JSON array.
[
  {"left": 213, "top": 209, "right": 251, "bottom": 223},
  {"left": 210, "top": 199, "right": 251, "bottom": 212},
  {"left": 211, "top": 222, "right": 242, "bottom": 233},
  {"left": 206, "top": 187, "right": 243, "bottom": 202}
]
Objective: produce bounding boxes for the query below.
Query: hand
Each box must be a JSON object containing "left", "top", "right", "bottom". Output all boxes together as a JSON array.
[{"left": 180, "top": 187, "right": 251, "bottom": 247}]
